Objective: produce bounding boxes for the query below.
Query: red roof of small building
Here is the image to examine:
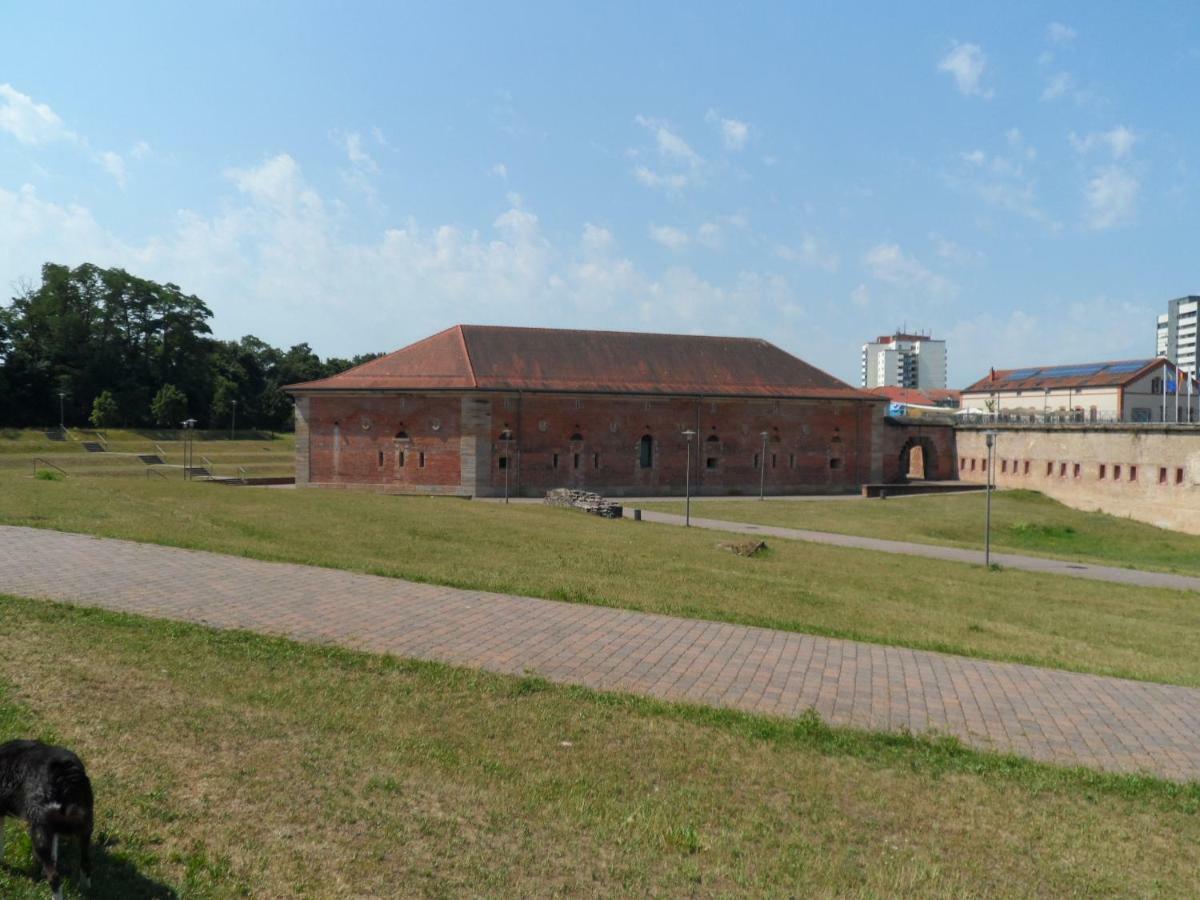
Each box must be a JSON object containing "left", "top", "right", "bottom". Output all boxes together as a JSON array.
[
  {"left": 962, "top": 358, "right": 1166, "bottom": 393},
  {"left": 286, "top": 325, "right": 875, "bottom": 399},
  {"left": 866, "top": 386, "right": 961, "bottom": 406}
]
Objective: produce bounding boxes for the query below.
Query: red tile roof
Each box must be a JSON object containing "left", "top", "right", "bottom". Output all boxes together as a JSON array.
[
  {"left": 287, "top": 325, "right": 875, "bottom": 399},
  {"left": 962, "top": 359, "right": 1166, "bottom": 392}
]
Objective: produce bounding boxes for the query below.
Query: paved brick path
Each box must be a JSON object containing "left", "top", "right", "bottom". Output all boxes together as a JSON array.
[
  {"left": 2, "top": 525, "right": 1200, "bottom": 781},
  {"left": 630, "top": 509, "right": 1200, "bottom": 592}
]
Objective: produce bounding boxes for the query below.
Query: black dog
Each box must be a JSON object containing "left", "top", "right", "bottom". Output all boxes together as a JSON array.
[{"left": 0, "top": 740, "right": 93, "bottom": 899}]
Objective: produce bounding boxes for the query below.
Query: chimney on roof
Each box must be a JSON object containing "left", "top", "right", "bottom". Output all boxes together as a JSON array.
[{"left": 989, "top": 367, "right": 996, "bottom": 381}]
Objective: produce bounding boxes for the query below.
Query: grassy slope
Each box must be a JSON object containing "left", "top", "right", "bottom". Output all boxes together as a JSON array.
[
  {"left": 5, "top": 475, "right": 1200, "bottom": 687},
  {"left": 1, "top": 596, "right": 1199, "bottom": 898},
  {"left": 639, "top": 489, "right": 1200, "bottom": 575}
]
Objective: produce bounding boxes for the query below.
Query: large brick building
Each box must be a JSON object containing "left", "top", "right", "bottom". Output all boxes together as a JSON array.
[{"left": 286, "top": 325, "right": 952, "bottom": 496}]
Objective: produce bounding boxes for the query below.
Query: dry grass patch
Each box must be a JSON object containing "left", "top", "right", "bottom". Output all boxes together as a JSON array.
[
  {"left": 0, "top": 597, "right": 1199, "bottom": 897},
  {"left": 638, "top": 489, "right": 1200, "bottom": 576}
]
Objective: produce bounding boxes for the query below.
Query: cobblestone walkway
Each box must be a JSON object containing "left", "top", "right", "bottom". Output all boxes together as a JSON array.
[{"left": 2, "top": 525, "right": 1199, "bottom": 781}]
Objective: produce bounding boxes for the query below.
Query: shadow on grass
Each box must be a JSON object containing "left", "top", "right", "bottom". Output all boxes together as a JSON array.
[{"left": 1, "top": 834, "right": 178, "bottom": 899}]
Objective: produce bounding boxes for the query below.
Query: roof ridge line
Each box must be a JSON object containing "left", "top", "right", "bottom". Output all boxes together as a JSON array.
[{"left": 455, "top": 325, "right": 478, "bottom": 388}]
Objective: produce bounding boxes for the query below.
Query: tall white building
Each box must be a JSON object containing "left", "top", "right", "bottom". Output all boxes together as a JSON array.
[
  {"left": 1156, "top": 296, "right": 1199, "bottom": 374},
  {"left": 860, "top": 332, "right": 947, "bottom": 389}
]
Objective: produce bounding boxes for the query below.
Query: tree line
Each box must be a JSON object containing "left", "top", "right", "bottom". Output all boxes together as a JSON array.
[{"left": 0, "top": 262, "right": 382, "bottom": 431}]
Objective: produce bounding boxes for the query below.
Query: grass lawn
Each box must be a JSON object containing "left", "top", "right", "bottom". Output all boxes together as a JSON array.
[
  {"left": 1, "top": 595, "right": 1199, "bottom": 898},
  {"left": 638, "top": 489, "right": 1200, "bottom": 575},
  {"left": 6, "top": 475, "right": 1200, "bottom": 687}
]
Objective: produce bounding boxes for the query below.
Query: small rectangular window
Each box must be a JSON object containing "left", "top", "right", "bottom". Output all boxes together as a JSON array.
[
  {"left": 1073, "top": 463, "right": 1081, "bottom": 479},
  {"left": 398, "top": 450, "right": 405, "bottom": 468},
  {"left": 829, "top": 458, "right": 841, "bottom": 470},
  {"left": 378, "top": 450, "right": 384, "bottom": 467},
  {"left": 981, "top": 458, "right": 987, "bottom": 471},
  {"left": 771, "top": 453, "right": 777, "bottom": 469},
  {"left": 1023, "top": 460, "right": 1030, "bottom": 475},
  {"left": 1099, "top": 464, "right": 1106, "bottom": 479},
  {"left": 970, "top": 458, "right": 976, "bottom": 471},
  {"left": 1159, "top": 466, "right": 1168, "bottom": 484},
  {"left": 593, "top": 452, "right": 600, "bottom": 469},
  {"left": 960, "top": 457, "right": 966, "bottom": 470},
  {"left": 706, "top": 457, "right": 718, "bottom": 470},
  {"left": 1177, "top": 467, "right": 1185, "bottom": 484},
  {"left": 1001, "top": 460, "right": 1008, "bottom": 473},
  {"left": 419, "top": 452, "right": 426, "bottom": 468},
  {"left": 1059, "top": 462, "right": 1067, "bottom": 477},
  {"left": 498, "top": 456, "right": 508, "bottom": 470},
  {"left": 552, "top": 453, "right": 559, "bottom": 469},
  {"left": 573, "top": 453, "right": 580, "bottom": 469},
  {"left": 754, "top": 453, "right": 760, "bottom": 469},
  {"left": 1046, "top": 461, "right": 1053, "bottom": 476},
  {"left": 790, "top": 453, "right": 795, "bottom": 469},
  {"left": 1114, "top": 464, "right": 1121, "bottom": 480},
  {"left": 1129, "top": 465, "right": 1137, "bottom": 482}
]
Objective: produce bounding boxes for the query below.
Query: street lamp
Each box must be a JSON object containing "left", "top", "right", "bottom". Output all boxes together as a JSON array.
[
  {"left": 983, "top": 430, "right": 999, "bottom": 567},
  {"left": 681, "top": 429, "right": 696, "bottom": 526},
  {"left": 500, "top": 429, "right": 513, "bottom": 504},
  {"left": 231, "top": 399, "right": 237, "bottom": 441},
  {"left": 58, "top": 392, "right": 66, "bottom": 433},
  {"left": 181, "top": 418, "right": 197, "bottom": 479},
  {"left": 759, "top": 430, "right": 769, "bottom": 500}
]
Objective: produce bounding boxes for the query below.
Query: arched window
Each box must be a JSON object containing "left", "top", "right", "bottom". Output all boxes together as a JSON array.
[
  {"left": 639, "top": 434, "right": 653, "bottom": 469},
  {"left": 394, "top": 430, "right": 409, "bottom": 440},
  {"left": 705, "top": 434, "right": 720, "bottom": 443},
  {"left": 569, "top": 432, "right": 584, "bottom": 442}
]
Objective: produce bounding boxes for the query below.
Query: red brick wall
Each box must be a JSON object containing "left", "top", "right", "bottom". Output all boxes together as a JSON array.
[
  {"left": 485, "top": 394, "right": 879, "bottom": 496},
  {"left": 299, "top": 391, "right": 889, "bottom": 496},
  {"left": 879, "top": 422, "right": 958, "bottom": 482},
  {"left": 304, "top": 394, "right": 464, "bottom": 491}
]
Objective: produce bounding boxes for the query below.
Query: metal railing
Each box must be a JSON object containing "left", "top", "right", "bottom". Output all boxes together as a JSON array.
[{"left": 957, "top": 411, "right": 1199, "bottom": 427}]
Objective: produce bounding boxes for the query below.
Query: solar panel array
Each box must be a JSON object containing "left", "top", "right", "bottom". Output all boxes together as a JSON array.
[{"left": 1000, "top": 359, "right": 1153, "bottom": 382}]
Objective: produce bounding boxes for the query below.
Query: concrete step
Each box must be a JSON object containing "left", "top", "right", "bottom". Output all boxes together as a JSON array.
[
  {"left": 81, "top": 442, "right": 106, "bottom": 453},
  {"left": 138, "top": 454, "right": 164, "bottom": 465}
]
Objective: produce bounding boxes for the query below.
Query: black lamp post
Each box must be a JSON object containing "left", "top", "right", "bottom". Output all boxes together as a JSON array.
[
  {"left": 58, "top": 392, "right": 66, "bottom": 433},
  {"left": 682, "top": 429, "right": 696, "bottom": 526},
  {"left": 759, "top": 430, "right": 769, "bottom": 500},
  {"left": 231, "top": 399, "right": 237, "bottom": 441},
  {"left": 983, "top": 430, "right": 998, "bottom": 566}
]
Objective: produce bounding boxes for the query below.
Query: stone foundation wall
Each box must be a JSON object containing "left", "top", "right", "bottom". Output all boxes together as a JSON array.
[{"left": 956, "top": 425, "right": 1200, "bottom": 533}]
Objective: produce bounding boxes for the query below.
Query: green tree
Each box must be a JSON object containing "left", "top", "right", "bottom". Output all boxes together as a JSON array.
[
  {"left": 150, "top": 383, "right": 188, "bottom": 427},
  {"left": 89, "top": 390, "right": 120, "bottom": 428}
]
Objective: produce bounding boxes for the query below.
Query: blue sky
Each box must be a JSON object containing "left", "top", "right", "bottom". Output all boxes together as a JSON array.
[{"left": 2, "top": 2, "right": 1197, "bottom": 386}]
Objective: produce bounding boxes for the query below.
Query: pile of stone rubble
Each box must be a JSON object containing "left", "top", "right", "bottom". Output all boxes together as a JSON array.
[{"left": 543, "top": 488, "right": 624, "bottom": 519}]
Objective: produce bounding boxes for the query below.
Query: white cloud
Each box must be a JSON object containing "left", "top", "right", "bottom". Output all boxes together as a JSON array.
[
  {"left": 631, "top": 115, "right": 704, "bottom": 191},
  {"left": 775, "top": 234, "right": 839, "bottom": 272},
  {"left": 938, "top": 42, "right": 993, "bottom": 98},
  {"left": 930, "top": 233, "right": 983, "bottom": 266},
  {"left": 491, "top": 162, "right": 508, "bottom": 180},
  {"left": 1084, "top": 166, "right": 1139, "bottom": 230},
  {"left": 1071, "top": 126, "right": 1137, "bottom": 159},
  {"left": 1047, "top": 22, "right": 1076, "bottom": 44},
  {"left": 0, "top": 83, "right": 74, "bottom": 144},
  {"left": 1041, "top": 72, "right": 1072, "bottom": 101},
  {"left": 343, "top": 132, "right": 379, "bottom": 173},
  {"left": 705, "top": 109, "right": 750, "bottom": 150},
  {"left": 649, "top": 224, "right": 690, "bottom": 250},
  {"left": 863, "top": 243, "right": 955, "bottom": 297},
  {"left": 131, "top": 140, "right": 152, "bottom": 160},
  {"left": 99, "top": 151, "right": 127, "bottom": 189},
  {"left": 633, "top": 165, "right": 690, "bottom": 192},
  {"left": 947, "top": 136, "right": 1056, "bottom": 228},
  {"left": 580, "top": 222, "right": 614, "bottom": 254},
  {"left": 850, "top": 284, "right": 871, "bottom": 309}
]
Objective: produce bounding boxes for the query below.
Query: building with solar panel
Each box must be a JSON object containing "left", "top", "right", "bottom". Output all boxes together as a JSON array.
[{"left": 961, "top": 359, "right": 1199, "bottom": 424}]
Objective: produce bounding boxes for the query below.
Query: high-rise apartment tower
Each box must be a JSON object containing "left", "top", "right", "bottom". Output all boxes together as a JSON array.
[{"left": 860, "top": 332, "right": 947, "bottom": 390}]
